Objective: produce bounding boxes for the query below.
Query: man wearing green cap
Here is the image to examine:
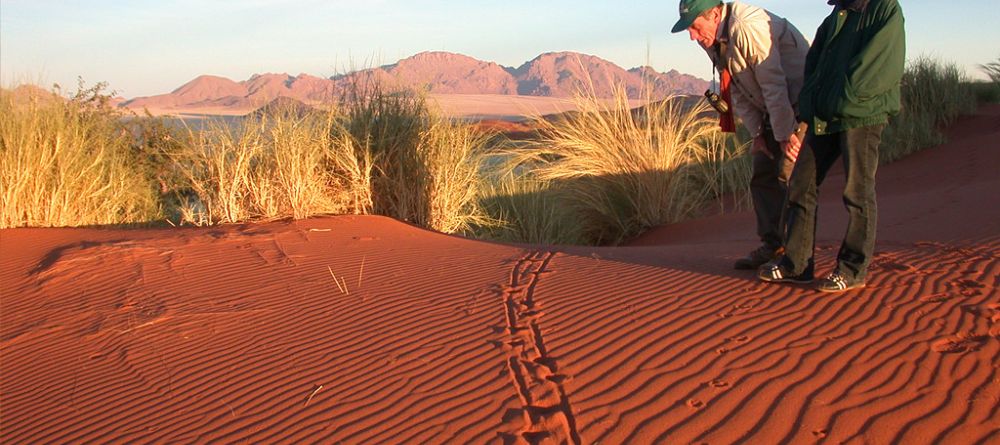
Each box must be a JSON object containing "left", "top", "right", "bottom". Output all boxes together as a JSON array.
[
  {"left": 672, "top": 0, "right": 809, "bottom": 270},
  {"left": 758, "top": 0, "right": 905, "bottom": 292}
]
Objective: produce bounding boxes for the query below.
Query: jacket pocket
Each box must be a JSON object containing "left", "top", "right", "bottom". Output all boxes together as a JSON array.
[
  {"left": 839, "top": 89, "right": 885, "bottom": 120},
  {"left": 815, "top": 73, "right": 847, "bottom": 120}
]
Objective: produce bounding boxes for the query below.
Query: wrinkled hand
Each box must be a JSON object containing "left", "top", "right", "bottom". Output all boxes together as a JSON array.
[
  {"left": 749, "top": 135, "right": 773, "bottom": 160},
  {"left": 782, "top": 132, "right": 803, "bottom": 162}
]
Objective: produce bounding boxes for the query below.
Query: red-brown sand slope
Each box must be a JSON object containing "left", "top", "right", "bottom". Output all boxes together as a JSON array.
[{"left": 2, "top": 106, "right": 999, "bottom": 444}]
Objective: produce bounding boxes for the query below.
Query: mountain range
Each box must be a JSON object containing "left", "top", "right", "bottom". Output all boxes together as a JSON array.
[{"left": 123, "top": 51, "right": 708, "bottom": 112}]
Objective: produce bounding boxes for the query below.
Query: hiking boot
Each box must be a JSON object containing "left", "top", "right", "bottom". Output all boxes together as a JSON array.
[
  {"left": 734, "top": 245, "right": 782, "bottom": 270},
  {"left": 816, "top": 270, "right": 866, "bottom": 293},
  {"left": 757, "top": 258, "right": 814, "bottom": 284}
]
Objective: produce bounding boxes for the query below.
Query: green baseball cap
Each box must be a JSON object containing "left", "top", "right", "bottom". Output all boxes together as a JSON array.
[{"left": 671, "top": 0, "right": 723, "bottom": 33}]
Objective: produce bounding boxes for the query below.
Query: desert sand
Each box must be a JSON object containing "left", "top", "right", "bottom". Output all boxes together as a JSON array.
[{"left": 2, "top": 106, "right": 998, "bottom": 444}]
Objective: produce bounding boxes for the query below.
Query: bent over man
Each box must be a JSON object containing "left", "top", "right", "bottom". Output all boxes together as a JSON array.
[
  {"left": 759, "top": 0, "right": 905, "bottom": 292},
  {"left": 672, "top": 0, "right": 809, "bottom": 270}
]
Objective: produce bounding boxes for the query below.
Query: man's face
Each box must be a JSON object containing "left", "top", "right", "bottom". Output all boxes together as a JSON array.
[{"left": 688, "top": 11, "right": 719, "bottom": 49}]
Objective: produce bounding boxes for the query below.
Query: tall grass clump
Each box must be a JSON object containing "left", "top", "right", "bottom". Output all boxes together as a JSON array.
[
  {"left": 168, "top": 81, "right": 491, "bottom": 233},
  {"left": 0, "top": 84, "right": 159, "bottom": 228},
  {"left": 980, "top": 56, "right": 1000, "bottom": 83},
  {"left": 881, "top": 57, "right": 976, "bottom": 163},
  {"left": 341, "top": 79, "right": 491, "bottom": 234},
  {"left": 418, "top": 119, "right": 493, "bottom": 234},
  {"left": 487, "top": 89, "right": 746, "bottom": 245},
  {"left": 169, "top": 106, "right": 352, "bottom": 225},
  {"left": 973, "top": 55, "right": 1000, "bottom": 103},
  {"left": 477, "top": 170, "right": 585, "bottom": 245}
]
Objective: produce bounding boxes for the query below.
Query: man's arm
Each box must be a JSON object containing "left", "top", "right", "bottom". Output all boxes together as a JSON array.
[
  {"left": 733, "top": 17, "right": 797, "bottom": 142},
  {"left": 797, "top": 14, "right": 832, "bottom": 123},
  {"left": 803, "top": 16, "right": 829, "bottom": 82}
]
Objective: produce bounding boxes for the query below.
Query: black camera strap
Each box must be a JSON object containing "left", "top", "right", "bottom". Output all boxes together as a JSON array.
[{"left": 712, "top": 2, "right": 735, "bottom": 75}]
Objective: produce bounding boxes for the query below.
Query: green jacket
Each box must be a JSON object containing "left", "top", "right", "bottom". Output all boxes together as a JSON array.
[{"left": 798, "top": 0, "right": 906, "bottom": 135}]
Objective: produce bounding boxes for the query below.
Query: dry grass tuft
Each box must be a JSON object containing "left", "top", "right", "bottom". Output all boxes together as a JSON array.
[
  {"left": 484, "top": 88, "right": 747, "bottom": 245},
  {"left": 0, "top": 86, "right": 159, "bottom": 228},
  {"left": 881, "top": 57, "right": 977, "bottom": 163}
]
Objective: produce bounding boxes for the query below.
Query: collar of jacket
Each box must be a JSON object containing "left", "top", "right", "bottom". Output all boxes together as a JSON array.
[
  {"left": 827, "top": 0, "right": 869, "bottom": 12},
  {"left": 715, "top": 3, "right": 733, "bottom": 45}
]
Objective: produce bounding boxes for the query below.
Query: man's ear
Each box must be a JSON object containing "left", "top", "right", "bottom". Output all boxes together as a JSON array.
[{"left": 708, "top": 4, "right": 724, "bottom": 22}]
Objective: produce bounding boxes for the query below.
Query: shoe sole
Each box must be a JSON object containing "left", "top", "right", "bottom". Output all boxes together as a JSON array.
[
  {"left": 816, "top": 283, "right": 866, "bottom": 293},
  {"left": 758, "top": 275, "right": 814, "bottom": 284}
]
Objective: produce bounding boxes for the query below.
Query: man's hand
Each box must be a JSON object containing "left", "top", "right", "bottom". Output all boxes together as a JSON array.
[
  {"left": 781, "top": 131, "right": 803, "bottom": 163},
  {"left": 749, "top": 135, "right": 773, "bottom": 159}
]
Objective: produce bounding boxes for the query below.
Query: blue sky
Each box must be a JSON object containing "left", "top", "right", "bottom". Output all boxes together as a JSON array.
[{"left": 2, "top": 0, "right": 997, "bottom": 97}]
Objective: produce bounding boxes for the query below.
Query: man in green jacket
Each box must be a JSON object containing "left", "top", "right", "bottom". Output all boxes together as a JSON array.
[{"left": 759, "top": 0, "right": 905, "bottom": 292}]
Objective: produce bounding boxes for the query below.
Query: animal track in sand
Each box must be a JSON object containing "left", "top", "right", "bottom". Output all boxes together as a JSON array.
[
  {"left": 717, "top": 299, "right": 763, "bottom": 319},
  {"left": 727, "top": 335, "right": 752, "bottom": 343},
  {"left": 955, "top": 279, "right": 986, "bottom": 297},
  {"left": 733, "top": 299, "right": 762, "bottom": 310},
  {"left": 987, "top": 303, "right": 1000, "bottom": 323},
  {"left": 871, "top": 255, "right": 917, "bottom": 273},
  {"left": 919, "top": 293, "right": 954, "bottom": 303},
  {"left": 494, "top": 251, "right": 580, "bottom": 445},
  {"left": 707, "top": 379, "right": 729, "bottom": 388},
  {"left": 932, "top": 334, "right": 989, "bottom": 353},
  {"left": 686, "top": 399, "right": 704, "bottom": 409},
  {"left": 812, "top": 429, "right": 828, "bottom": 438}
]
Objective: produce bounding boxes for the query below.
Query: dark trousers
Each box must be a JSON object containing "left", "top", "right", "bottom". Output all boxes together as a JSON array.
[
  {"left": 751, "top": 128, "right": 787, "bottom": 250},
  {"left": 783, "top": 124, "right": 885, "bottom": 281}
]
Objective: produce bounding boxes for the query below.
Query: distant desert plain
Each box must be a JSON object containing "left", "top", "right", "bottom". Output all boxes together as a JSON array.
[{"left": 120, "top": 51, "right": 708, "bottom": 120}]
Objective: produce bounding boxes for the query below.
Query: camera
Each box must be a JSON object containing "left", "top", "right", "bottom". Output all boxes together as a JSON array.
[{"left": 704, "top": 89, "right": 729, "bottom": 114}]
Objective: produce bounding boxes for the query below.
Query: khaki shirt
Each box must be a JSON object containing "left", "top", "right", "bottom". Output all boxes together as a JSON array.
[{"left": 708, "top": 1, "right": 809, "bottom": 141}]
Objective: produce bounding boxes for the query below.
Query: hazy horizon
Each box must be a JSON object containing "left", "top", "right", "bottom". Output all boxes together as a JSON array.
[{"left": 2, "top": 0, "right": 997, "bottom": 98}]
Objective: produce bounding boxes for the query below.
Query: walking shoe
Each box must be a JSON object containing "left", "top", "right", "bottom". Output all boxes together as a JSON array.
[
  {"left": 757, "top": 258, "right": 814, "bottom": 284},
  {"left": 734, "top": 245, "right": 782, "bottom": 270},
  {"left": 816, "top": 270, "right": 866, "bottom": 293}
]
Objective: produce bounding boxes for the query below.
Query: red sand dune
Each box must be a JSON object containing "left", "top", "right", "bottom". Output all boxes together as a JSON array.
[{"left": 2, "top": 106, "right": 999, "bottom": 444}]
